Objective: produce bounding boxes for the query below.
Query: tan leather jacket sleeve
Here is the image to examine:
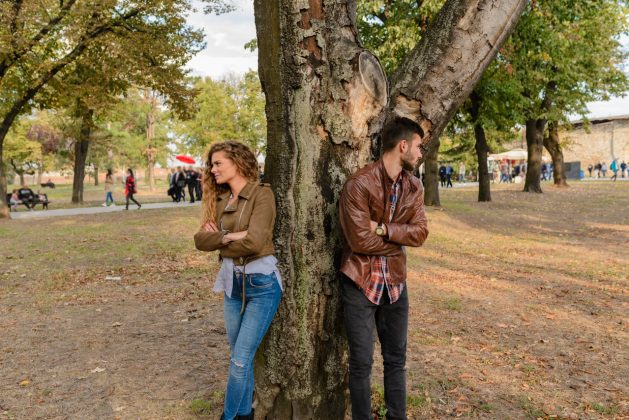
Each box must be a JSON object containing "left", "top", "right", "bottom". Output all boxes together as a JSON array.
[
  {"left": 220, "top": 188, "right": 276, "bottom": 258},
  {"left": 339, "top": 177, "right": 403, "bottom": 257},
  {"left": 194, "top": 230, "right": 226, "bottom": 252},
  {"left": 385, "top": 185, "right": 429, "bottom": 246}
]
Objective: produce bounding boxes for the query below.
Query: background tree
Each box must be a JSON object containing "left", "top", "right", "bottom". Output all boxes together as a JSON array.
[
  {"left": 506, "top": 0, "right": 629, "bottom": 192},
  {"left": 175, "top": 72, "right": 267, "bottom": 156},
  {"left": 0, "top": 0, "right": 230, "bottom": 216},
  {"left": 253, "top": 0, "right": 527, "bottom": 417}
]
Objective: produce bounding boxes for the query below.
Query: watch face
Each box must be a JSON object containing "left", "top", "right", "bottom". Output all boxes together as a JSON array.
[{"left": 376, "top": 226, "right": 384, "bottom": 236}]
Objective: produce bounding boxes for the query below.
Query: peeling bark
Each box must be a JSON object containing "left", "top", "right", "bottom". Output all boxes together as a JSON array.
[
  {"left": 254, "top": 0, "right": 526, "bottom": 417},
  {"left": 544, "top": 122, "right": 568, "bottom": 187}
]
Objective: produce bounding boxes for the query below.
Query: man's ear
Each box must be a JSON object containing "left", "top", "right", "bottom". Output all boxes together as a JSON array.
[{"left": 399, "top": 139, "right": 408, "bottom": 153}]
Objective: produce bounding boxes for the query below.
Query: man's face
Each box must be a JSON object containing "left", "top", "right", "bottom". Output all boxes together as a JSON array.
[{"left": 401, "top": 133, "right": 424, "bottom": 171}]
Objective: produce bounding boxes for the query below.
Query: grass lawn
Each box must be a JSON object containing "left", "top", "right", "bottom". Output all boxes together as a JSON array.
[{"left": 0, "top": 181, "right": 627, "bottom": 419}]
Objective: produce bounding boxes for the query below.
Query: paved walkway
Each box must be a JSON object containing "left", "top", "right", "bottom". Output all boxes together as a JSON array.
[{"left": 10, "top": 201, "right": 200, "bottom": 220}]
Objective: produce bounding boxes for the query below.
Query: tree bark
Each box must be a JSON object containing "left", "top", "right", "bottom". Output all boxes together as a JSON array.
[
  {"left": 94, "top": 166, "right": 99, "bottom": 186},
  {"left": 254, "top": 0, "right": 526, "bottom": 417},
  {"left": 71, "top": 109, "right": 93, "bottom": 204},
  {"left": 470, "top": 91, "right": 491, "bottom": 202},
  {"left": 524, "top": 118, "right": 545, "bottom": 193},
  {"left": 145, "top": 91, "right": 157, "bottom": 191},
  {"left": 423, "top": 139, "right": 441, "bottom": 206},
  {"left": 543, "top": 122, "right": 568, "bottom": 187},
  {"left": 0, "top": 144, "right": 7, "bottom": 218}
]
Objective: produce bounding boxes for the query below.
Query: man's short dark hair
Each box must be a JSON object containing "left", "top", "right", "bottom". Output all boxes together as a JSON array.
[{"left": 381, "top": 117, "right": 424, "bottom": 153}]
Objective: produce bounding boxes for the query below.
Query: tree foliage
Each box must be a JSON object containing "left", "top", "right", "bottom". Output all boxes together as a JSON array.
[{"left": 176, "top": 71, "right": 267, "bottom": 157}]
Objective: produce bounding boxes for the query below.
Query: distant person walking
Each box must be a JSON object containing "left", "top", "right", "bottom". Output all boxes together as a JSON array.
[
  {"left": 124, "top": 169, "right": 141, "bottom": 210},
  {"left": 594, "top": 162, "right": 601, "bottom": 178},
  {"left": 103, "top": 169, "right": 115, "bottom": 207},
  {"left": 186, "top": 165, "right": 198, "bottom": 203},
  {"left": 458, "top": 162, "right": 466, "bottom": 182},
  {"left": 587, "top": 163, "right": 593, "bottom": 178},
  {"left": 601, "top": 162, "right": 607, "bottom": 178},
  {"left": 446, "top": 164, "right": 454, "bottom": 188},
  {"left": 621, "top": 161, "right": 627, "bottom": 178},
  {"left": 610, "top": 159, "right": 618, "bottom": 182},
  {"left": 439, "top": 164, "right": 447, "bottom": 187}
]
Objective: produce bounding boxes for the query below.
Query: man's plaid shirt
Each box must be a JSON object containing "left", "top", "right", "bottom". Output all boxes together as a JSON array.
[{"left": 361, "top": 175, "right": 404, "bottom": 305}]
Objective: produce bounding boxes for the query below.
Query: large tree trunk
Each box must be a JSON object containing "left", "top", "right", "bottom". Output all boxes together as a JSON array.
[
  {"left": 524, "top": 118, "right": 545, "bottom": 193},
  {"left": 470, "top": 91, "right": 491, "bottom": 202},
  {"left": 71, "top": 109, "right": 93, "bottom": 204},
  {"left": 423, "top": 139, "right": 441, "bottom": 206},
  {"left": 254, "top": 0, "right": 526, "bottom": 417},
  {"left": 94, "top": 166, "right": 99, "bottom": 186},
  {"left": 543, "top": 122, "right": 568, "bottom": 187}
]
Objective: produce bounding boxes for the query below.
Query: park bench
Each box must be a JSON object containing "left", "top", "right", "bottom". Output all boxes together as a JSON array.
[{"left": 6, "top": 192, "right": 50, "bottom": 211}]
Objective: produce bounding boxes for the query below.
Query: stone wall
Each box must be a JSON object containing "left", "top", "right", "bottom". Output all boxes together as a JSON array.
[{"left": 560, "top": 117, "right": 629, "bottom": 167}]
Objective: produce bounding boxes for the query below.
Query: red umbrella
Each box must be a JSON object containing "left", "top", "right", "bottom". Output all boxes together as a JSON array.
[{"left": 175, "top": 154, "right": 195, "bottom": 164}]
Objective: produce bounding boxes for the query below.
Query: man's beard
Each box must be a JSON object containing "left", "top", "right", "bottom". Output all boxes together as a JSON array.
[{"left": 401, "top": 153, "right": 417, "bottom": 171}]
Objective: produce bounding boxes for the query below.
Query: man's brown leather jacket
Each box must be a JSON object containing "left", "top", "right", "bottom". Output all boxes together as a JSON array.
[{"left": 339, "top": 160, "right": 428, "bottom": 288}]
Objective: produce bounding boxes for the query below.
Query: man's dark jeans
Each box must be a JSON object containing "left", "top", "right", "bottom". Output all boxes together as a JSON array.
[{"left": 341, "top": 273, "right": 409, "bottom": 420}]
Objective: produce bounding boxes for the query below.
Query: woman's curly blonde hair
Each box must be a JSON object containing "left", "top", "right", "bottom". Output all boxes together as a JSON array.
[{"left": 201, "top": 141, "right": 259, "bottom": 224}]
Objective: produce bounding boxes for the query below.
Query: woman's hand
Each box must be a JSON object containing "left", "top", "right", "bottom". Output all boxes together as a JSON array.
[
  {"left": 202, "top": 222, "right": 218, "bottom": 232},
  {"left": 222, "top": 230, "right": 248, "bottom": 244}
]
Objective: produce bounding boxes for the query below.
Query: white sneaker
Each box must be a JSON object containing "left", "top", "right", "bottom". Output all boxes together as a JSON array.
[
  {"left": 111, "top": 203, "right": 116, "bottom": 207},
  {"left": 102, "top": 203, "right": 107, "bottom": 207}
]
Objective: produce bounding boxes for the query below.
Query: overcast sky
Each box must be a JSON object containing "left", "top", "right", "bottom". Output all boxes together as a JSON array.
[{"left": 185, "top": 3, "right": 629, "bottom": 120}]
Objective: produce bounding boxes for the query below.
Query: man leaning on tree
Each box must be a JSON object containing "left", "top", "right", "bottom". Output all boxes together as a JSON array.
[{"left": 339, "top": 117, "right": 429, "bottom": 420}]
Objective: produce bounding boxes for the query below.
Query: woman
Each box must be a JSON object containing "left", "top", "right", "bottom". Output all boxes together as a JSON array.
[
  {"left": 124, "top": 168, "right": 141, "bottom": 210},
  {"left": 103, "top": 169, "right": 115, "bottom": 207},
  {"left": 194, "top": 141, "right": 281, "bottom": 420}
]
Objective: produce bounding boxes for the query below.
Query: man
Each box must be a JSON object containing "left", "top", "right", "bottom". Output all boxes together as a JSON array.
[
  {"left": 167, "top": 168, "right": 177, "bottom": 202},
  {"left": 174, "top": 166, "right": 187, "bottom": 202},
  {"left": 438, "top": 163, "right": 446, "bottom": 187},
  {"left": 185, "top": 165, "right": 198, "bottom": 203},
  {"left": 18, "top": 185, "right": 36, "bottom": 210},
  {"left": 339, "top": 117, "right": 429, "bottom": 420},
  {"left": 610, "top": 159, "right": 618, "bottom": 182},
  {"left": 621, "top": 161, "right": 627, "bottom": 178},
  {"left": 446, "top": 164, "right": 453, "bottom": 188},
  {"left": 458, "top": 162, "right": 465, "bottom": 183}
]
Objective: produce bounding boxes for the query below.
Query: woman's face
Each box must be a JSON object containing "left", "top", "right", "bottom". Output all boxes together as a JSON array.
[{"left": 210, "top": 151, "right": 240, "bottom": 185}]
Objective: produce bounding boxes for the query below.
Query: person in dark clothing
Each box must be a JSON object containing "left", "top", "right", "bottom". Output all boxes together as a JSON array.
[
  {"left": 173, "top": 166, "right": 187, "bottom": 202},
  {"left": 446, "top": 164, "right": 453, "bottom": 188},
  {"left": 195, "top": 168, "right": 203, "bottom": 200},
  {"left": 439, "top": 164, "right": 447, "bottom": 187},
  {"left": 186, "top": 166, "right": 198, "bottom": 203},
  {"left": 587, "top": 163, "right": 593, "bottom": 178},
  {"left": 17, "top": 186, "right": 36, "bottom": 210},
  {"left": 124, "top": 168, "right": 141, "bottom": 210}
]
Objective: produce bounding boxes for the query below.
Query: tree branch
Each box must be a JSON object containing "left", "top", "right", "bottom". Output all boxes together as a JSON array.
[{"left": 0, "top": 0, "right": 79, "bottom": 80}]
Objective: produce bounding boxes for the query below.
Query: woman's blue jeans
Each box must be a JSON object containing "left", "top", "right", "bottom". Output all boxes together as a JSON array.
[
  {"left": 223, "top": 271, "right": 281, "bottom": 419},
  {"left": 105, "top": 192, "right": 114, "bottom": 204}
]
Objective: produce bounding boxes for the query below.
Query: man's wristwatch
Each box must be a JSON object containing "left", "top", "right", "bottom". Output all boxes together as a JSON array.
[{"left": 375, "top": 223, "right": 386, "bottom": 237}]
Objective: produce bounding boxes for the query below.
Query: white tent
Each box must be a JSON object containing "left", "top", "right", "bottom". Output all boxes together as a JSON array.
[{"left": 490, "top": 149, "right": 528, "bottom": 160}]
